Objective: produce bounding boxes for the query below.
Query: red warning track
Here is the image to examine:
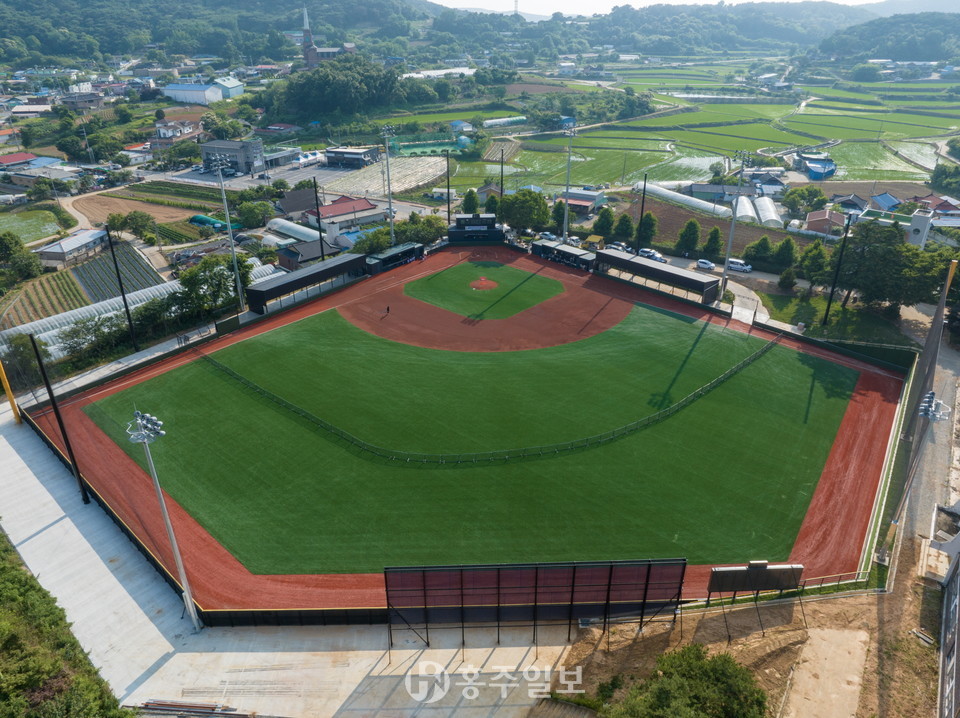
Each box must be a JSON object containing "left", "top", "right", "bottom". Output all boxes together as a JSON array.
[{"left": 29, "top": 246, "right": 903, "bottom": 610}]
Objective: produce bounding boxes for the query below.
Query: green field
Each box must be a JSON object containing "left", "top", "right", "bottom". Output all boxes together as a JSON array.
[
  {"left": 84, "top": 300, "right": 857, "bottom": 575},
  {"left": 0, "top": 210, "right": 61, "bottom": 242},
  {"left": 404, "top": 261, "right": 563, "bottom": 318}
]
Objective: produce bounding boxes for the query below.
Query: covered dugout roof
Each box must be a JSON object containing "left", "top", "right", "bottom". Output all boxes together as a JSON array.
[
  {"left": 596, "top": 249, "right": 719, "bottom": 298},
  {"left": 246, "top": 252, "right": 366, "bottom": 312}
]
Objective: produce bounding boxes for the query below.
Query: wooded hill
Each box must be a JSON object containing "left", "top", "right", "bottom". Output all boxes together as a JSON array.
[{"left": 820, "top": 12, "right": 960, "bottom": 61}]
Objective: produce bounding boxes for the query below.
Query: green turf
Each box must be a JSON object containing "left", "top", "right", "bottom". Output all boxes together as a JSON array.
[
  {"left": 403, "top": 261, "right": 564, "bottom": 319},
  {"left": 84, "top": 304, "right": 858, "bottom": 575},
  {"left": 0, "top": 210, "right": 60, "bottom": 243}
]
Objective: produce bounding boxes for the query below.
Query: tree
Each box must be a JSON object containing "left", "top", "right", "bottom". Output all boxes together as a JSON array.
[
  {"left": 772, "top": 236, "right": 797, "bottom": 269},
  {"left": 799, "top": 238, "right": 829, "bottom": 288},
  {"left": 613, "top": 213, "right": 633, "bottom": 240},
  {"left": 829, "top": 220, "right": 941, "bottom": 309},
  {"left": 702, "top": 226, "right": 723, "bottom": 257},
  {"left": 26, "top": 178, "right": 53, "bottom": 202},
  {"left": 606, "top": 644, "right": 767, "bottom": 718},
  {"left": 709, "top": 161, "right": 725, "bottom": 180},
  {"left": 634, "top": 211, "right": 657, "bottom": 250},
  {"left": 461, "top": 189, "right": 479, "bottom": 214},
  {"left": 850, "top": 63, "right": 881, "bottom": 82},
  {"left": 237, "top": 201, "right": 274, "bottom": 228},
  {"left": 293, "top": 179, "right": 315, "bottom": 191},
  {"left": 55, "top": 135, "right": 86, "bottom": 162},
  {"left": 743, "top": 235, "right": 773, "bottom": 264},
  {"left": 125, "top": 211, "right": 153, "bottom": 239},
  {"left": 675, "top": 219, "right": 701, "bottom": 254},
  {"left": 0, "top": 333, "right": 48, "bottom": 390},
  {"left": 9, "top": 247, "right": 41, "bottom": 280},
  {"left": 0, "top": 230, "right": 22, "bottom": 263},
  {"left": 551, "top": 200, "right": 566, "bottom": 230},
  {"left": 154, "top": 108, "right": 166, "bottom": 121},
  {"left": 782, "top": 185, "right": 827, "bottom": 216},
  {"left": 484, "top": 193, "right": 499, "bottom": 216},
  {"left": 114, "top": 104, "right": 134, "bottom": 124},
  {"left": 593, "top": 206, "right": 615, "bottom": 236},
  {"left": 778, "top": 267, "right": 798, "bottom": 291},
  {"left": 106, "top": 213, "right": 128, "bottom": 232},
  {"left": 271, "top": 179, "right": 290, "bottom": 192},
  {"left": 499, "top": 188, "right": 549, "bottom": 231},
  {"left": 176, "top": 254, "right": 251, "bottom": 314},
  {"left": 350, "top": 228, "right": 392, "bottom": 255}
]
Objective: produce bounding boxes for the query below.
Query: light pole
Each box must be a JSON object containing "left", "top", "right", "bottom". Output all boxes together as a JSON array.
[
  {"left": 718, "top": 149, "right": 751, "bottom": 303},
  {"left": 126, "top": 411, "right": 202, "bottom": 632},
  {"left": 209, "top": 154, "right": 246, "bottom": 313},
  {"left": 562, "top": 128, "right": 577, "bottom": 242},
  {"left": 381, "top": 126, "right": 396, "bottom": 246}
]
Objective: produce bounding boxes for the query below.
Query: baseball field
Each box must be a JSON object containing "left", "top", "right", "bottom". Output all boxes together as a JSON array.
[{"left": 32, "top": 247, "right": 903, "bottom": 610}]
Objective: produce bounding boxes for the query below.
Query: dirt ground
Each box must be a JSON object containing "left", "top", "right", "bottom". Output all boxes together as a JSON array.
[
  {"left": 558, "top": 540, "right": 939, "bottom": 717},
  {"left": 71, "top": 194, "right": 196, "bottom": 224}
]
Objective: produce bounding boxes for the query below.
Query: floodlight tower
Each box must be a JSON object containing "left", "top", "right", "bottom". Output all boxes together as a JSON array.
[
  {"left": 718, "top": 149, "right": 751, "bottom": 302},
  {"left": 381, "top": 126, "right": 397, "bottom": 246},
  {"left": 562, "top": 128, "right": 577, "bottom": 242},
  {"left": 209, "top": 154, "right": 246, "bottom": 313},
  {"left": 127, "top": 411, "right": 202, "bottom": 632}
]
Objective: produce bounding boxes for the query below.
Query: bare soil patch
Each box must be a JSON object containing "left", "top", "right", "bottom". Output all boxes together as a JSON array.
[
  {"left": 72, "top": 195, "right": 196, "bottom": 224},
  {"left": 470, "top": 278, "right": 499, "bottom": 290}
]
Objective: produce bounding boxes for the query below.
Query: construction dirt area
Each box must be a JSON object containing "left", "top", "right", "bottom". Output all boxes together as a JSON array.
[
  {"left": 71, "top": 194, "right": 196, "bottom": 225},
  {"left": 558, "top": 540, "right": 938, "bottom": 717}
]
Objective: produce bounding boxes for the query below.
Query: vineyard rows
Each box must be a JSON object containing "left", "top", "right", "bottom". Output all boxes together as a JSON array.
[
  {"left": 157, "top": 220, "right": 203, "bottom": 244},
  {"left": 0, "top": 267, "right": 90, "bottom": 326},
  {"left": 70, "top": 241, "right": 164, "bottom": 304},
  {"left": 136, "top": 181, "right": 240, "bottom": 203}
]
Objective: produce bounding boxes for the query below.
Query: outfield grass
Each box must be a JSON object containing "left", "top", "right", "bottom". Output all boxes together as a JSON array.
[
  {"left": 85, "top": 303, "right": 857, "bottom": 575},
  {"left": 404, "top": 261, "right": 564, "bottom": 319}
]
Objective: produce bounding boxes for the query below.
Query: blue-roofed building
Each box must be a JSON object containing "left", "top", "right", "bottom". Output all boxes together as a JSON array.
[
  {"left": 805, "top": 160, "right": 836, "bottom": 181},
  {"left": 26, "top": 156, "right": 61, "bottom": 169},
  {"left": 450, "top": 120, "right": 474, "bottom": 133},
  {"left": 871, "top": 192, "right": 901, "bottom": 212},
  {"left": 558, "top": 116, "right": 576, "bottom": 130}
]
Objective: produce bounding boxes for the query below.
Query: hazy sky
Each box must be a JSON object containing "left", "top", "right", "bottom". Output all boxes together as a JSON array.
[{"left": 434, "top": 0, "right": 875, "bottom": 20}]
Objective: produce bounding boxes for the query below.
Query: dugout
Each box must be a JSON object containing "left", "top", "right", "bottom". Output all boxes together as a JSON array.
[
  {"left": 595, "top": 249, "right": 719, "bottom": 304},
  {"left": 365, "top": 242, "right": 423, "bottom": 274},
  {"left": 531, "top": 239, "right": 595, "bottom": 270},
  {"left": 245, "top": 252, "right": 366, "bottom": 314}
]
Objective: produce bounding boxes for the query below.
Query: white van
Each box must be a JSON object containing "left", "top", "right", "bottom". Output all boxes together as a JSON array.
[{"left": 727, "top": 258, "right": 752, "bottom": 273}]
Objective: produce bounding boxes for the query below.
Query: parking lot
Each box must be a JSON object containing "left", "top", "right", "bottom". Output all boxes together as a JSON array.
[{"left": 141, "top": 163, "right": 359, "bottom": 193}]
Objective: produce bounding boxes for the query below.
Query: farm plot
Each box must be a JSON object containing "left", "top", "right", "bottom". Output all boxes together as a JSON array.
[
  {"left": 885, "top": 141, "right": 939, "bottom": 170},
  {"left": 156, "top": 220, "right": 203, "bottom": 245},
  {"left": 644, "top": 147, "right": 720, "bottom": 182},
  {"left": 0, "top": 270, "right": 89, "bottom": 326},
  {"left": 0, "top": 210, "right": 61, "bottom": 243},
  {"left": 659, "top": 124, "right": 811, "bottom": 153},
  {"left": 623, "top": 105, "right": 794, "bottom": 126},
  {"left": 372, "top": 108, "right": 519, "bottom": 126},
  {"left": 323, "top": 156, "right": 445, "bottom": 196},
  {"left": 786, "top": 111, "right": 953, "bottom": 139},
  {"left": 450, "top": 160, "right": 523, "bottom": 192},
  {"left": 527, "top": 134, "right": 672, "bottom": 151},
  {"left": 70, "top": 241, "right": 164, "bottom": 303},
  {"left": 828, "top": 142, "right": 930, "bottom": 182}
]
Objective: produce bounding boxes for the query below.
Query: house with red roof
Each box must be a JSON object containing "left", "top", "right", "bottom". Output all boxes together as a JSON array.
[
  {"left": 805, "top": 209, "right": 846, "bottom": 235},
  {"left": 0, "top": 151, "right": 38, "bottom": 169},
  {"left": 304, "top": 195, "right": 386, "bottom": 235}
]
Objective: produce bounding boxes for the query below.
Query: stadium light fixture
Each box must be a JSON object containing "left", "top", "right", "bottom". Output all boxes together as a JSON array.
[
  {"left": 381, "top": 126, "right": 396, "bottom": 246},
  {"left": 127, "top": 411, "right": 202, "bottom": 632},
  {"left": 209, "top": 154, "right": 247, "bottom": 313},
  {"left": 718, "top": 149, "right": 751, "bottom": 303},
  {"left": 562, "top": 128, "right": 577, "bottom": 242}
]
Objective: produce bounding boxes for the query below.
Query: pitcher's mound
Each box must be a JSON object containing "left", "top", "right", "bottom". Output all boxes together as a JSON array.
[{"left": 470, "top": 277, "right": 498, "bottom": 290}]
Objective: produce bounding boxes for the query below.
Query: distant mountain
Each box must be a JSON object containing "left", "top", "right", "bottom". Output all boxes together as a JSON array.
[
  {"left": 820, "top": 11, "right": 960, "bottom": 60},
  {"left": 859, "top": 0, "right": 960, "bottom": 17}
]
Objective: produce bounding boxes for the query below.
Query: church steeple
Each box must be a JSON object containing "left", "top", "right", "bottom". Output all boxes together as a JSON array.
[{"left": 302, "top": 6, "right": 313, "bottom": 46}]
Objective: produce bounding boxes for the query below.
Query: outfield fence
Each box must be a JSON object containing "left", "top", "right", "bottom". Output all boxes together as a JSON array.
[{"left": 195, "top": 332, "right": 782, "bottom": 465}]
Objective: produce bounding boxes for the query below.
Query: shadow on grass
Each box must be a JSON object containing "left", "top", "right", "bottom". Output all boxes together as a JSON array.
[{"left": 467, "top": 265, "right": 549, "bottom": 320}]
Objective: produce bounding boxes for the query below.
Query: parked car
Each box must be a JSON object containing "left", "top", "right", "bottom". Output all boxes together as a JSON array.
[
  {"left": 638, "top": 247, "right": 656, "bottom": 257},
  {"left": 197, "top": 168, "right": 208, "bottom": 174},
  {"left": 727, "top": 258, "right": 752, "bottom": 273},
  {"left": 191, "top": 164, "right": 202, "bottom": 170},
  {"left": 696, "top": 258, "right": 716, "bottom": 270},
  {"left": 608, "top": 242, "right": 631, "bottom": 253},
  {"left": 539, "top": 232, "right": 557, "bottom": 240},
  {"left": 644, "top": 250, "right": 666, "bottom": 262}
]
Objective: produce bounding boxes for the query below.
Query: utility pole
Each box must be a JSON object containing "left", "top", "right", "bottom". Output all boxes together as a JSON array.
[
  {"left": 312, "top": 176, "right": 326, "bottom": 262},
  {"left": 822, "top": 213, "right": 854, "bottom": 326},
  {"left": 210, "top": 154, "right": 246, "bottom": 313},
  {"left": 382, "top": 126, "right": 396, "bottom": 246},
  {"left": 105, "top": 225, "right": 138, "bottom": 351},
  {"left": 718, "top": 150, "right": 750, "bottom": 303},
  {"left": 562, "top": 128, "right": 576, "bottom": 242}
]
